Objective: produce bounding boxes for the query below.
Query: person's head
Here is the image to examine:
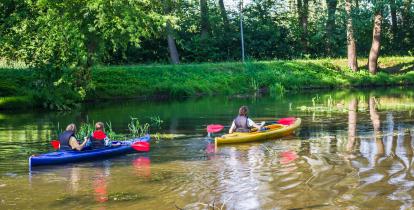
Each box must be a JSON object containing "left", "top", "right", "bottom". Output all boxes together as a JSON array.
[
  {"left": 238, "top": 106, "right": 249, "bottom": 116},
  {"left": 66, "top": 123, "right": 76, "bottom": 132},
  {"left": 95, "top": 122, "right": 104, "bottom": 131}
]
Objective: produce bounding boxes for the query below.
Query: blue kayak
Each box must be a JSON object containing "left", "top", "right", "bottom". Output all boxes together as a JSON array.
[{"left": 29, "top": 135, "right": 150, "bottom": 167}]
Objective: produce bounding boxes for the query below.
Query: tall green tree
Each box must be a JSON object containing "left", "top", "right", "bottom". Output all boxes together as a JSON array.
[
  {"left": 297, "top": 0, "right": 309, "bottom": 51},
  {"left": 326, "top": 0, "right": 338, "bottom": 55},
  {"left": 368, "top": 0, "right": 385, "bottom": 74},
  {"left": 218, "top": 0, "right": 230, "bottom": 32},
  {"left": 200, "top": 0, "right": 210, "bottom": 38},
  {"left": 389, "top": 0, "right": 398, "bottom": 41},
  {"left": 346, "top": 0, "right": 358, "bottom": 71},
  {"left": 1, "top": 0, "right": 163, "bottom": 108},
  {"left": 164, "top": 0, "right": 180, "bottom": 64}
]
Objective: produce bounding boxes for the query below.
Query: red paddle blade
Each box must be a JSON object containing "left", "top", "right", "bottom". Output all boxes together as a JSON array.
[
  {"left": 277, "top": 117, "right": 296, "bottom": 125},
  {"left": 207, "top": 124, "right": 224, "bottom": 133},
  {"left": 131, "top": 142, "right": 150, "bottom": 152},
  {"left": 51, "top": 140, "right": 60, "bottom": 149}
]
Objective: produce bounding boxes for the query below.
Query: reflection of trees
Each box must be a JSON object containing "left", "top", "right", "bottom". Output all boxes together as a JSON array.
[
  {"left": 346, "top": 102, "right": 414, "bottom": 207},
  {"left": 347, "top": 98, "right": 358, "bottom": 152},
  {"left": 369, "top": 97, "right": 381, "bottom": 135},
  {"left": 369, "top": 96, "right": 384, "bottom": 164}
]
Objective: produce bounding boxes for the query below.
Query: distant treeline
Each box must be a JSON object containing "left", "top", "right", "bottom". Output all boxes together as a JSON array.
[{"left": 1, "top": 0, "right": 413, "bottom": 65}]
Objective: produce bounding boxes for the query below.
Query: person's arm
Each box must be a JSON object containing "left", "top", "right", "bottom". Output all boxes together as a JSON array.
[
  {"left": 69, "top": 136, "right": 88, "bottom": 151},
  {"left": 229, "top": 121, "right": 236, "bottom": 134},
  {"left": 248, "top": 118, "right": 262, "bottom": 130}
]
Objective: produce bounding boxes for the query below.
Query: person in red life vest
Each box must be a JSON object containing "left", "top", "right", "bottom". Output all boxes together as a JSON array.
[
  {"left": 58, "top": 123, "right": 89, "bottom": 151},
  {"left": 229, "top": 106, "right": 264, "bottom": 134},
  {"left": 90, "top": 122, "right": 109, "bottom": 149}
]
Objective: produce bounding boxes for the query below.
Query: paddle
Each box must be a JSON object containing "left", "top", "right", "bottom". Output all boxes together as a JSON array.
[
  {"left": 131, "top": 141, "right": 150, "bottom": 152},
  {"left": 265, "top": 117, "right": 296, "bottom": 126},
  {"left": 51, "top": 140, "right": 60, "bottom": 149},
  {"left": 206, "top": 124, "right": 224, "bottom": 137},
  {"left": 207, "top": 124, "right": 224, "bottom": 133}
]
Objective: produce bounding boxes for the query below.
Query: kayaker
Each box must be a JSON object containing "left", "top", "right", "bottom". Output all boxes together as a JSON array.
[
  {"left": 90, "top": 122, "right": 109, "bottom": 149},
  {"left": 58, "top": 123, "right": 89, "bottom": 151},
  {"left": 229, "top": 106, "right": 263, "bottom": 133}
]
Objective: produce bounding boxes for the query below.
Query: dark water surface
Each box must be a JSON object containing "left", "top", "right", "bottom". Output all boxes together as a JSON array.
[{"left": 1, "top": 88, "right": 414, "bottom": 209}]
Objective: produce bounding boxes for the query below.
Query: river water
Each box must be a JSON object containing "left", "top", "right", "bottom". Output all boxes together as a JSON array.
[{"left": 1, "top": 88, "right": 414, "bottom": 209}]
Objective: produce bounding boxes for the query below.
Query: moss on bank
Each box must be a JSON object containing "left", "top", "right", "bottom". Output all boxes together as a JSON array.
[{"left": 1, "top": 56, "right": 413, "bottom": 109}]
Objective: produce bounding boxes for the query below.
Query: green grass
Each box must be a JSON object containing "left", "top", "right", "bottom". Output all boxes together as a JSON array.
[{"left": 0, "top": 56, "right": 413, "bottom": 109}]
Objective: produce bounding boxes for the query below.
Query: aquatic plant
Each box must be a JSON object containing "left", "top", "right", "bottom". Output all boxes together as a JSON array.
[
  {"left": 149, "top": 116, "right": 163, "bottom": 128},
  {"left": 105, "top": 121, "right": 127, "bottom": 140},
  {"left": 75, "top": 122, "right": 94, "bottom": 140},
  {"left": 128, "top": 117, "right": 150, "bottom": 137},
  {"left": 270, "top": 83, "right": 285, "bottom": 96}
]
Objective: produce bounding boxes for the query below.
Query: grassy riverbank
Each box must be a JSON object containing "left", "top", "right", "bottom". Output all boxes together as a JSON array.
[{"left": 1, "top": 56, "right": 413, "bottom": 109}]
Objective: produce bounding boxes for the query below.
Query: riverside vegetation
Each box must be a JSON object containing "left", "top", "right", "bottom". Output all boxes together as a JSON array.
[
  {"left": 1, "top": 1, "right": 413, "bottom": 110},
  {"left": 0, "top": 56, "right": 413, "bottom": 110}
]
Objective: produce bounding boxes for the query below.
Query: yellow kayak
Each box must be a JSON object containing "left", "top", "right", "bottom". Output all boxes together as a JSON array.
[{"left": 215, "top": 118, "right": 301, "bottom": 145}]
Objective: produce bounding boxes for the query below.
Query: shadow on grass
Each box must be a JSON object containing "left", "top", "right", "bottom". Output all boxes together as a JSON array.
[
  {"left": 358, "top": 61, "right": 414, "bottom": 74},
  {"left": 380, "top": 61, "right": 414, "bottom": 74}
]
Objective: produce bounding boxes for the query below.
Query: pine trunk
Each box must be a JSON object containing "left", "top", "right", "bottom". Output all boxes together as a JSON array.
[
  {"left": 368, "top": 12, "right": 382, "bottom": 74},
  {"left": 164, "top": 0, "right": 180, "bottom": 64},
  {"left": 200, "top": 0, "right": 210, "bottom": 38},
  {"left": 390, "top": 0, "right": 398, "bottom": 40},
  {"left": 345, "top": 0, "right": 358, "bottom": 71},
  {"left": 297, "top": 0, "right": 309, "bottom": 51},
  {"left": 326, "top": 0, "right": 338, "bottom": 55},
  {"left": 166, "top": 21, "right": 180, "bottom": 64},
  {"left": 218, "top": 0, "right": 229, "bottom": 32}
]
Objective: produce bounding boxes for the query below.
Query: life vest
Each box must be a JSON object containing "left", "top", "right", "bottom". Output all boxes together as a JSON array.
[
  {"left": 90, "top": 130, "right": 107, "bottom": 148},
  {"left": 234, "top": 116, "right": 251, "bottom": 132},
  {"left": 58, "top": 130, "right": 75, "bottom": 150}
]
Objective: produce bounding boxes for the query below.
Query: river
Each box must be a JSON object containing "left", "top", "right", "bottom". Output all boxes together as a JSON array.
[{"left": 1, "top": 88, "right": 414, "bottom": 209}]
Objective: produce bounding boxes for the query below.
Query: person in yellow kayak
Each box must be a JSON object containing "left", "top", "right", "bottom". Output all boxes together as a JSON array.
[
  {"left": 229, "top": 106, "right": 264, "bottom": 133},
  {"left": 58, "top": 123, "right": 89, "bottom": 151}
]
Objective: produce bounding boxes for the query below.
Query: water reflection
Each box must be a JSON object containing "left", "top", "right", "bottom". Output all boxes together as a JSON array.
[
  {"left": 133, "top": 156, "right": 151, "bottom": 179},
  {"left": 1, "top": 89, "right": 414, "bottom": 209}
]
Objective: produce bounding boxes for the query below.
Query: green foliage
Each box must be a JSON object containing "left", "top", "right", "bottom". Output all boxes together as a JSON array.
[
  {"left": 75, "top": 122, "right": 94, "bottom": 140},
  {"left": 270, "top": 83, "right": 285, "bottom": 97},
  {"left": 0, "top": 96, "right": 34, "bottom": 109},
  {"left": 1, "top": 57, "right": 413, "bottom": 110},
  {"left": 1, "top": 0, "right": 164, "bottom": 109},
  {"left": 128, "top": 117, "right": 150, "bottom": 138}
]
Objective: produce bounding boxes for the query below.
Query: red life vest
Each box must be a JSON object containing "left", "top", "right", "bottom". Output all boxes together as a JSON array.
[{"left": 92, "top": 130, "right": 107, "bottom": 140}]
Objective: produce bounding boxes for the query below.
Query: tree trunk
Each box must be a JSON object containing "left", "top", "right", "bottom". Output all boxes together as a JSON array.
[
  {"left": 402, "top": 0, "right": 412, "bottom": 28},
  {"left": 368, "top": 12, "right": 382, "bottom": 74},
  {"left": 200, "top": 0, "right": 210, "bottom": 38},
  {"left": 166, "top": 21, "right": 180, "bottom": 64},
  {"left": 347, "top": 98, "right": 358, "bottom": 151},
  {"left": 326, "top": 0, "right": 338, "bottom": 55},
  {"left": 402, "top": 0, "right": 412, "bottom": 44},
  {"left": 297, "top": 0, "right": 309, "bottom": 51},
  {"left": 390, "top": 0, "right": 398, "bottom": 40},
  {"left": 218, "top": 0, "right": 229, "bottom": 32},
  {"left": 345, "top": 0, "right": 358, "bottom": 71},
  {"left": 164, "top": 0, "right": 180, "bottom": 64}
]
